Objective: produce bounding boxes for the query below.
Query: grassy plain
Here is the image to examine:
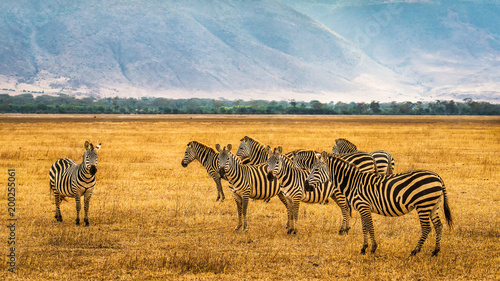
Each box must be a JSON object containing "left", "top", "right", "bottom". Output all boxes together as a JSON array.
[{"left": 0, "top": 114, "right": 499, "bottom": 280}]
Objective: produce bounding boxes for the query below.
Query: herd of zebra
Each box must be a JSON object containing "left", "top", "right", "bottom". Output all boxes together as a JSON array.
[
  {"left": 182, "top": 136, "right": 453, "bottom": 256},
  {"left": 47, "top": 138, "right": 453, "bottom": 257}
]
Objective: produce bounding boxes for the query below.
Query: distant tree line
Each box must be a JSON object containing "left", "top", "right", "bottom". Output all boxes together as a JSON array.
[{"left": 0, "top": 94, "right": 498, "bottom": 115}]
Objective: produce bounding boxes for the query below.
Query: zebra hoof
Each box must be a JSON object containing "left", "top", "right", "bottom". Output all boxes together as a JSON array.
[
  {"left": 234, "top": 225, "right": 242, "bottom": 231},
  {"left": 360, "top": 247, "right": 367, "bottom": 255},
  {"left": 84, "top": 219, "right": 90, "bottom": 227},
  {"left": 431, "top": 249, "right": 440, "bottom": 256},
  {"left": 410, "top": 249, "right": 419, "bottom": 256},
  {"left": 76, "top": 218, "right": 80, "bottom": 226}
]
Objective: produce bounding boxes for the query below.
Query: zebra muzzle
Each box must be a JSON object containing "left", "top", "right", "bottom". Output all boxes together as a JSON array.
[
  {"left": 304, "top": 180, "right": 314, "bottom": 192},
  {"left": 218, "top": 168, "right": 226, "bottom": 177},
  {"left": 90, "top": 165, "right": 97, "bottom": 175},
  {"left": 181, "top": 161, "right": 188, "bottom": 168},
  {"left": 267, "top": 171, "right": 275, "bottom": 182}
]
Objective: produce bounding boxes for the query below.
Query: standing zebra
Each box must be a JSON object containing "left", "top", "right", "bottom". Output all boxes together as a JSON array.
[
  {"left": 181, "top": 141, "right": 227, "bottom": 202},
  {"left": 236, "top": 136, "right": 270, "bottom": 164},
  {"left": 50, "top": 141, "right": 101, "bottom": 226},
  {"left": 267, "top": 146, "right": 350, "bottom": 235},
  {"left": 306, "top": 151, "right": 453, "bottom": 256},
  {"left": 332, "top": 138, "right": 395, "bottom": 174},
  {"left": 217, "top": 144, "right": 288, "bottom": 231}
]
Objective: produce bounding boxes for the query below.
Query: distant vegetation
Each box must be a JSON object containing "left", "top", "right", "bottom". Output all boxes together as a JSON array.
[{"left": 0, "top": 94, "right": 498, "bottom": 115}]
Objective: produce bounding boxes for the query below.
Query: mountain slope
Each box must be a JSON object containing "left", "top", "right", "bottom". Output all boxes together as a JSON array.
[{"left": 0, "top": 0, "right": 498, "bottom": 102}]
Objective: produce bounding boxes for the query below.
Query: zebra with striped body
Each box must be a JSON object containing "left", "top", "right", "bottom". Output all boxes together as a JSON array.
[
  {"left": 267, "top": 146, "right": 350, "bottom": 235},
  {"left": 332, "top": 138, "right": 395, "bottom": 174},
  {"left": 306, "top": 151, "right": 453, "bottom": 256},
  {"left": 181, "top": 141, "right": 227, "bottom": 202},
  {"left": 292, "top": 149, "right": 377, "bottom": 228},
  {"left": 217, "top": 144, "right": 288, "bottom": 231},
  {"left": 236, "top": 136, "right": 270, "bottom": 165},
  {"left": 50, "top": 141, "right": 101, "bottom": 226}
]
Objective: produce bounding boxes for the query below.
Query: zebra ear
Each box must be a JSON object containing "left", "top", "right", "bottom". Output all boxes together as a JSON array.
[
  {"left": 215, "top": 144, "right": 221, "bottom": 152},
  {"left": 95, "top": 143, "right": 101, "bottom": 152},
  {"left": 84, "top": 141, "right": 90, "bottom": 150},
  {"left": 292, "top": 150, "right": 297, "bottom": 158},
  {"left": 277, "top": 146, "right": 283, "bottom": 155},
  {"left": 321, "top": 150, "right": 329, "bottom": 161},
  {"left": 265, "top": 145, "right": 271, "bottom": 153},
  {"left": 227, "top": 144, "right": 232, "bottom": 151}
]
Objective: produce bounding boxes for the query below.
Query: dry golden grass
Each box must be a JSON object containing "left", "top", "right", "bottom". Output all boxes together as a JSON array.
[{"left": 0, "top": 114, "right": 499, "bottom": 280}]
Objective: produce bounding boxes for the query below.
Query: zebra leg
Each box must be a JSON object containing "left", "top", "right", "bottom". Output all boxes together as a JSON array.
[
  {"left": 284, "top": 196, "right": 294, "bottom": 233},
  {"left": 411, "top": 209, "right": 432, "bottom": 256},
  {"left": 241, "top": 196, "right": 249, "bottom": 232},
  {"left": 359, "top": 206, "right": 377, "bottom": 254},
  {"left": 83, "top": 192, "right": 92, "bottom": 226},
  {"left": 291, "top": 198, "right": 300, "bottom": 235},
  {"left": 214, "top": 176, "right": 225, "bottom": 202},
  {"left": 54, "top": 193, "right": 63, "bottom": 222},
  {"left": 75, "top": 196, "right": 81, "bottom": 226},
  {"left": 431, "top": 213, "right": 443, "bottom": 256},
  {"left": 233, "top": 193, "right": 243, "bottom": 230},
  {"left": 331, "top": 190, "right": 351, "bottom": 235},
  {"left": 277, "top": 192, "right": 290, "bottom": 229}
]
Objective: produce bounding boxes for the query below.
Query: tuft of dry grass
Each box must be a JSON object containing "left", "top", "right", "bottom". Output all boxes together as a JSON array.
[{"left": 0, "top": 114, "right": 499, "bottom": 280}]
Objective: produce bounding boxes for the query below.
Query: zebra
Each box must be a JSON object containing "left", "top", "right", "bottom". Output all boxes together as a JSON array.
[
  {"left": 266, "top": 146, "right": 350, "bottom": 235},
  {"left": 181, "top": 141, "right": 227, "bottom": 202},
  {"left": 305, "top": 151, "right": 453, "bottom": 256},
  {"left": 292, "top": 149, "right": 377, "bottom": 226},
  {"left": 332, "top": 138, "right": 395, "bottom": 174},
  {"left": 217, "top": 144, "right": 288, "bottom": 231},
  {"left": 236, "top": 136, "right": 269, "bottom": 165},
  {"left": 49, "top": 141, "right": 101, "bottom": 226}
]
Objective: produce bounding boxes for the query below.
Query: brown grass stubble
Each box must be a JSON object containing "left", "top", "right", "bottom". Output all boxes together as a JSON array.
[{"left": 0, "top": 115, "right": 498, "bottom": 280}]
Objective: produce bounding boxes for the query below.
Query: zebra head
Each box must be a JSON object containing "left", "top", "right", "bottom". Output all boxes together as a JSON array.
[
  {"left": 293, "top": 150, "right": 320, "bottom": 172},
  {"left": 181, "top": 141, "right": 196, "bottom": 168},
  {"left": 266, "top": 145, "right": 282, "bottom": 182},
  {"left": 83, "top": 141, "right": 101, "bottom": 176},
  {"left": 305, "top": 151, "right": 330, "bottom": 191},
  {"left": 216, "top": 144, "right": 233, "bottom": 176},
  {"left": 332, "top": 138, "right": 357, "bottom": 155},
  {"left": 235, "top": 136, "right": 252, "bottom": 162}
]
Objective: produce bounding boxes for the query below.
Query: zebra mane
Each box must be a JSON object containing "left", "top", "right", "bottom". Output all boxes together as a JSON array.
[{"left": 188, "top": 141, "right": 216, "bottom": 154}]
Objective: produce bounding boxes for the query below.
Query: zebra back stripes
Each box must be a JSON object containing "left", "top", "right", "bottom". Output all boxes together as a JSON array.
[
  {"left": 293, "top": 150, "right": 378, "bottom": 174},
  {"left": 217, "top": 144, "right": 287, "bottom": 231},
  {"left": 182, "top": 141, "right": 226, "bottom": 201},
  {"left": 267, "top": 146, "right": 350, "bottom": 235},
  {"left": 332, "top": 138, "right": 395, "bottom": 174},
  {"left": 49, "top": 141, "right": 101, "bottom": 226},
  {"left": 306, "top": 151, "right": 453, "bottom": 256}
]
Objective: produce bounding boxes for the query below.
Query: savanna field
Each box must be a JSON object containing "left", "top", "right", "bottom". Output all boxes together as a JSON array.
[{"left": 0, "top": 114, "right": 499, "bottom": 280}]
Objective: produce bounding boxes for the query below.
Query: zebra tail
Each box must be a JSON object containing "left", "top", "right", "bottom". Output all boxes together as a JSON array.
[{"left": 442, "top": 185, "right": 453, "bottom": 230}]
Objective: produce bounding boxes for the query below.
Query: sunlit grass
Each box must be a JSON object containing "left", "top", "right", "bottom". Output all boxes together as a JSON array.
[{"left": 0, "top": 114, "right": 498, "bottom": 280}]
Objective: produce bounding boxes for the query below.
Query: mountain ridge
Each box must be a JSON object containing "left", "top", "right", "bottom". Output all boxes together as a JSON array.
[{"left": 0, "top": 0, "right": 498, "bottom": 102}]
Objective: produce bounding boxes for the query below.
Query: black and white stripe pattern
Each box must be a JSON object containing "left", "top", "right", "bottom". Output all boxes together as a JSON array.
[
  {"left": 217, "top": 144, "right": 287, "bottom": 231},
  {"left": 182, "top": 141, "right": 227, "bottom": 202},
  {"left": 236, "top": 136, "right": 269, "bottom": 165},
  {"left": 267, "top": 146, "right": 350, "bottom": 235},
  {"left": 332, "top": 138, "right": 395, "bottom": 174},
  {"left": 49, "top": 141, "right": 101, "bottom": 226},
  {"left": 293, "top": 150, "right": 378, "bottom": 174},
  {"left": 306, "top": 151, "right": 453, "bottom": 256},
  {"left": 332, "top": 138, "right": 357, "bottom": 155}
]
